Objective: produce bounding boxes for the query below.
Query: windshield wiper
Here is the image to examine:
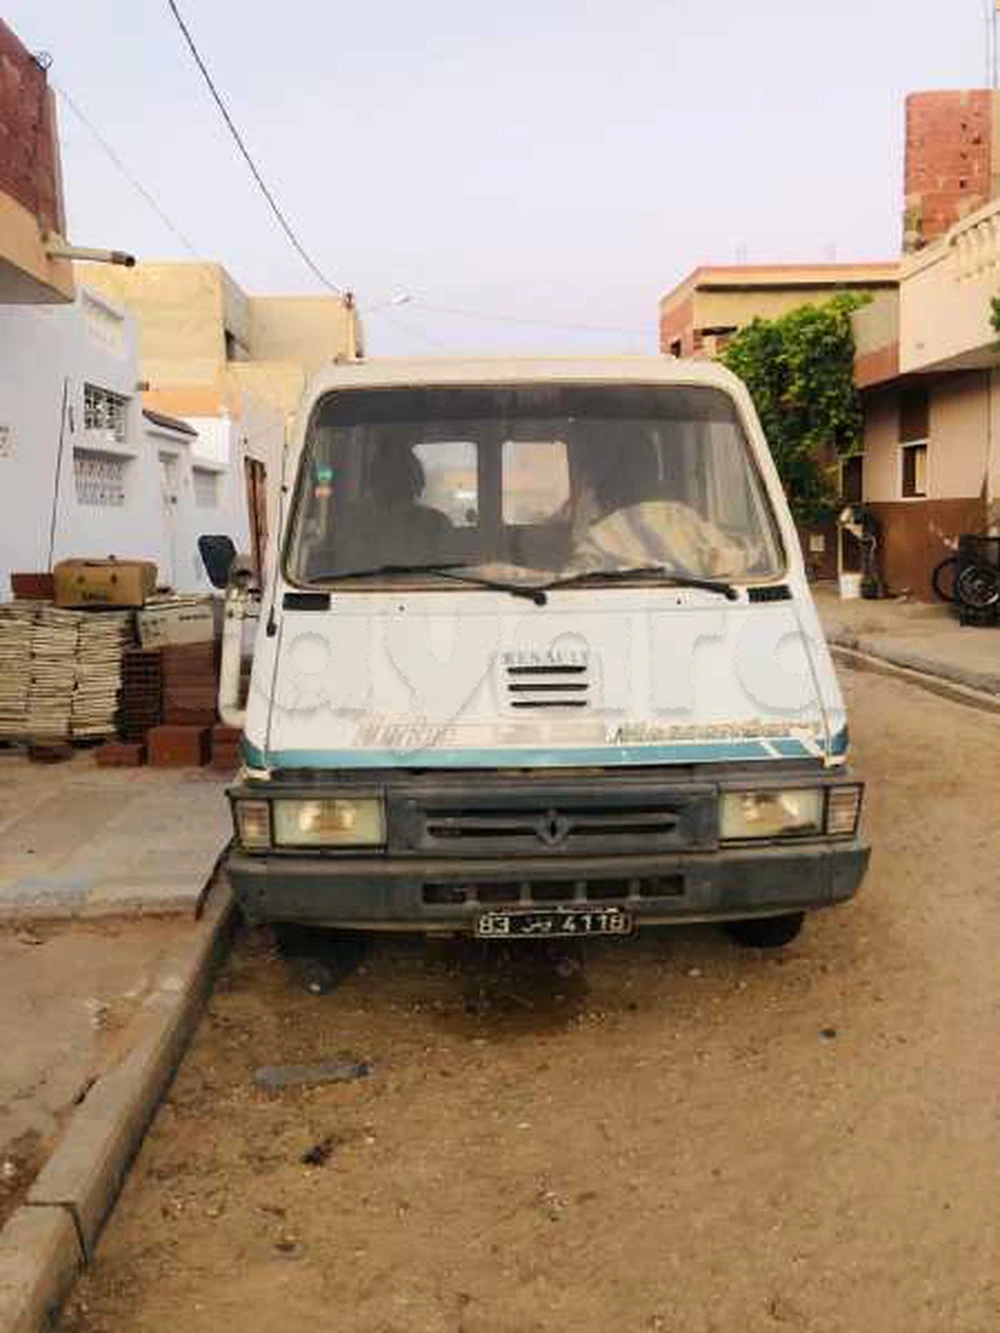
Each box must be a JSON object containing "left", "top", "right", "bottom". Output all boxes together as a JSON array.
[
  {"left": 539, "top": 565, "right": 739, "bottom": 601},
  {"left": 306, "top": 562, "right": 547, "bottom": 605}
]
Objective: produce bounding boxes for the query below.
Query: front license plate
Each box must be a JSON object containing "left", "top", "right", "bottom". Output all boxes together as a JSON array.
[{"left": 475, "top": 908, "right": 633, "bottom": 939}]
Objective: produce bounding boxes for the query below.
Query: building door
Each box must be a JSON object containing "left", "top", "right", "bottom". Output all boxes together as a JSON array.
[
  {"left": 159, "top": 451, "right": 180, "bottom": 589},
  {"left": 244, "top": 457, "right": 268, "bottom": 578}
]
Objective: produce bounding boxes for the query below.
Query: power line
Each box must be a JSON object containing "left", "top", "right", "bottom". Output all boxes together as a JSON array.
[
  {"left": 164, "top": 0, "right": 344, "bottom": 295},
  {"left": 53, "top": 83, "right": 201, "bottom": 258},
  {"left": 412, "top": 299, "right": 651, "bottom": 337},
  {"left": 367, "top": 305, "right": 452, "bottom": 351}
]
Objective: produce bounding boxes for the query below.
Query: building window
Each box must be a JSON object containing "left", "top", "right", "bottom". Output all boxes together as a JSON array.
[
  {"left": 901, "top": 442, "right": 928, "bottom": 498},
  {"left": 83, "top": 384, "right": 128, "bottom": 443},
  {"left": 898, "top": 384, "right": 929, "bottom": 499},
  {"left": 193, "top": 467, "right": 219, "bottom": 509},
  {"left": 840, "top": 454, "right": 864, "bottom": 504},
  {"left": 668, "top": 338, "right": 683, "bottom": 358},
  {"left": 74, "top": 450, "right": 127, "bottom": 506}
]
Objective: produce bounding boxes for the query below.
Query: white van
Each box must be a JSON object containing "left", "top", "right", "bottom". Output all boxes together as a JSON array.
[{"left": 219, "top": 357, "right": 869, "bottom": 948}]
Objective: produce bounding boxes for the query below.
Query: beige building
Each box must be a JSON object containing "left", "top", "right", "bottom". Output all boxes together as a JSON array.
[
  {"left": 76, "top": 261, "right": 361, "bottom": 418},
  {"left": 659, "top": 263, "right": 899, "bottom": 362},
  {"left": 850, "top": 196, "right": 1000, "bottom": 598},
  {"left": 76, "top": 261, "right": 363, "bottom": 571}
]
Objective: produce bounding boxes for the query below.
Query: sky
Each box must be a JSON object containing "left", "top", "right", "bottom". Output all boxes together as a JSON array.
[{"left": 5, "top": 0, "right": 995, "bottom": 355}]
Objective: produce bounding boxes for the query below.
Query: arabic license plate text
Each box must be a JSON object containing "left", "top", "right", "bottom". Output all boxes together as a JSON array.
[{"left": 475, "top": 908, "right": 633, "bottom": 939}]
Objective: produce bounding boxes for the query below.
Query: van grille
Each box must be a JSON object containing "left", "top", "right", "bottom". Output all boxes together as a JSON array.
[{"left": 395, "top": 786, "right": 717, "bottom": 856}]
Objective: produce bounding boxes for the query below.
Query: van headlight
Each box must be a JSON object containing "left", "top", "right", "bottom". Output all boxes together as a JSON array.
[
  {"left": 720, "top": 789, "right": 824, "bottom": 841},
  {"left": 272, "top": 797, "right": 385, "bottom": 847},
  {"left": 719, "top": 785, "right": 863, "bottom": 841}
]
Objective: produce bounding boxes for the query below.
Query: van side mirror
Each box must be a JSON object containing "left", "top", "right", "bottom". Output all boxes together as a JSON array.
[{"left": 198, "top": 534, "right": 238, "bottom": 589}]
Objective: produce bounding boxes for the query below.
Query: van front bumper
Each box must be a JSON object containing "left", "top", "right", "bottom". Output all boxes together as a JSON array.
[{"left": 226, "top": 840, "right": 870, "bottom": 931}]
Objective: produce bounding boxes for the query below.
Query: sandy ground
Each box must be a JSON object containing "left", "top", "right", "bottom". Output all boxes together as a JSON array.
[{"left": 60, "top": 668, "right": 1000, "bottom": 1333}]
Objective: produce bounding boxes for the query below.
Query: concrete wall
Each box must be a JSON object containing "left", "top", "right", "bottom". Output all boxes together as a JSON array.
[
  {"left": 859, "top": 389, "right": 900, "bottom": 504},
  {"left": 0, "top": 288, "right": 250, "bottom": 597},
  {"left": 250, "top": 296, "right": 352, "bottom": 374},
  {"left": 930, "top": 372, "right": 990, "bottom": 498},
  {"left": 77, "top": 262, "right": 227, "bottom": 387}
]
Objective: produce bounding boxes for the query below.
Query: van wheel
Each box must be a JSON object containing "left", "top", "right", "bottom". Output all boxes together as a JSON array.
[{"left": 725, "top": 912, "right": 805, "bottom": 949}]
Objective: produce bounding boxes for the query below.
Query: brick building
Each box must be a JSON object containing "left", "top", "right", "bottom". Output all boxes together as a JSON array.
[{"left": 0, "top": 18, "right": 72, "bottom": 303}]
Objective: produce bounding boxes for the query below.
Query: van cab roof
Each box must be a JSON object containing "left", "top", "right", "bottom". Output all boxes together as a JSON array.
[{"left": 309, "top": 355, "right": 745, "bottom": 396}]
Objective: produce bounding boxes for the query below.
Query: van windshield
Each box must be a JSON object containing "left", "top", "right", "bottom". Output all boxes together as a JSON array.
[{"left": 286, "top": 384, "right": 784, "bottom": 588}]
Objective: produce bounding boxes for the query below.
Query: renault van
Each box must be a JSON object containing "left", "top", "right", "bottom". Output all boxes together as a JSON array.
[{"left": 219, "top": 357, "right": 869, "bottom": 948}]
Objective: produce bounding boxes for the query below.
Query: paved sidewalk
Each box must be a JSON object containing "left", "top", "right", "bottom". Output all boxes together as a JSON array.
[
  {"left": 0, "top": 752, "right": 231, "bottom": 920},
  {"left": 815, "top": 584, "right": 1000, "bottom": 699}
]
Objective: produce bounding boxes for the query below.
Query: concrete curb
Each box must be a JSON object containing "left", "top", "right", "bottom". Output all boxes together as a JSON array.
[
  {"left": 0, "top": 1208, "right": 82, "bottom": 1333},
  {"left": 830, "top": 643, "right": 1000, "bottom": 716},
  {"left": 0, "top": 880, "right": 236, "bottom": 1332},
  {"left": 826, "top": 630, "right": 1000, "bottom": 701}
]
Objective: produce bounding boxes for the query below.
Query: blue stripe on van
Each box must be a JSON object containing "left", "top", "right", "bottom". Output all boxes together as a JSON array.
[{"left": 241, "top": 736, "right": 827, "bottom": 771}]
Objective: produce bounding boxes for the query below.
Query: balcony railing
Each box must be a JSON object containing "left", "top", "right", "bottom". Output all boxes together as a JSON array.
[{"left": 899, "top": 196, "right": 1000, "bottom": 375}]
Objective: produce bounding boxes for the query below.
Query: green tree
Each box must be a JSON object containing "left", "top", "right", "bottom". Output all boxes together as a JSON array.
[{"left": 720, "top": 294, "right": 868, "bottom": 524}]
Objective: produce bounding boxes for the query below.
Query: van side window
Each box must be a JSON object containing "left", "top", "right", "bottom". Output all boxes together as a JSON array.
[{"left": 502, "top": 439, "right": 570, "bottom": 525}]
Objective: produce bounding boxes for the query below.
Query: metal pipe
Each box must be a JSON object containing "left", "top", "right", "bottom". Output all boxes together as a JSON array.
[
  {"left": 219, "top": 589, "right": 249, "bottom": 730},
  {"left": 43, "top": 237, "right": 136, "bottom": 266}
]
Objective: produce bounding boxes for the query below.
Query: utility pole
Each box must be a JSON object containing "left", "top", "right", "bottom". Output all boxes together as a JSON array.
[{"left": 986, "top": 0, "right": 998, "bottom": 89}]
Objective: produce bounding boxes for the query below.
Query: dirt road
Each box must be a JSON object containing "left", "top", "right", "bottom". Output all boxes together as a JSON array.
[{"left": 60, "top": 668, "right": 1000, "bottom": 1333}]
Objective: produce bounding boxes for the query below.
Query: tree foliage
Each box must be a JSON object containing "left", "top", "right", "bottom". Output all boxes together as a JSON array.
[
  {"left": 720, "top": 294, "right": 869, "bottom": 524},
  {"left": 990, "top": 295, "right": 1000, "bottom": 335}
]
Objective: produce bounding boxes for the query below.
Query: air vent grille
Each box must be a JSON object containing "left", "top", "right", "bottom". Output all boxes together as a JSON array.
[{"left": 505, "top": 662, "right": 590, "bottom": 710}]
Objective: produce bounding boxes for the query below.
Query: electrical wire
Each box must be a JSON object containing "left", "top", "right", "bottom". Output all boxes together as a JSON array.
[
  {"left": 412, "top": 299, "right": 651, "bottom": 337},
  {"left": 53, "top": 83, "right": 201, "bottom": 258},
  {"left": 164, "top": 0, "right": 344, "bottom": 295}
]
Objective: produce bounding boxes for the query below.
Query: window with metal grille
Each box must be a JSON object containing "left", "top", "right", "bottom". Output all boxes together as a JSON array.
[
  {"left": 192, "top": 467, "right": 219, "bottom": 509},
  {"left": 83, "top": 384, "right": 129, "bottom": 443},
  {"left": 74, "top": 450, "right": 127, "bottom": 506}
]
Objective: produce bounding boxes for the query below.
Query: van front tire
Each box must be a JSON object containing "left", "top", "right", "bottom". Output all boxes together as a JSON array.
[{"left": 725, "top": 912, "right": 805, "bottom": 949}]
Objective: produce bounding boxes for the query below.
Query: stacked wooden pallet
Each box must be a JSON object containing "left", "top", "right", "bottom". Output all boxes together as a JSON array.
[
  {"left": 0, "top": 601, "right": 135, "bottom": 743},
  {"left": 0, "top": 602, "right": 36, "bottom": 739},
  {"left": 25, "top": 606, "right": 79, "bottom": 740},
  {"left": 72, "top": 610, "right": 133, "bottom": 738}
]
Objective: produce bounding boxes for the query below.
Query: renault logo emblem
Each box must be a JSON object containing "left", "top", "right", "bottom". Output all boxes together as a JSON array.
[{"left": 538, "top": 810, "right": 571, "bottom": 846}]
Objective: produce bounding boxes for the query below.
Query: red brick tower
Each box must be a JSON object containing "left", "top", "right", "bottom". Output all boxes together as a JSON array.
[{"left": 903, "top": 91, "right": 1000, "bottom": 252}]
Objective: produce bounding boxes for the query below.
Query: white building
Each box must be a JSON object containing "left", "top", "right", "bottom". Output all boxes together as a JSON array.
[{"left": 0, "top": 286, "right": 255, "bottom": 598}]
